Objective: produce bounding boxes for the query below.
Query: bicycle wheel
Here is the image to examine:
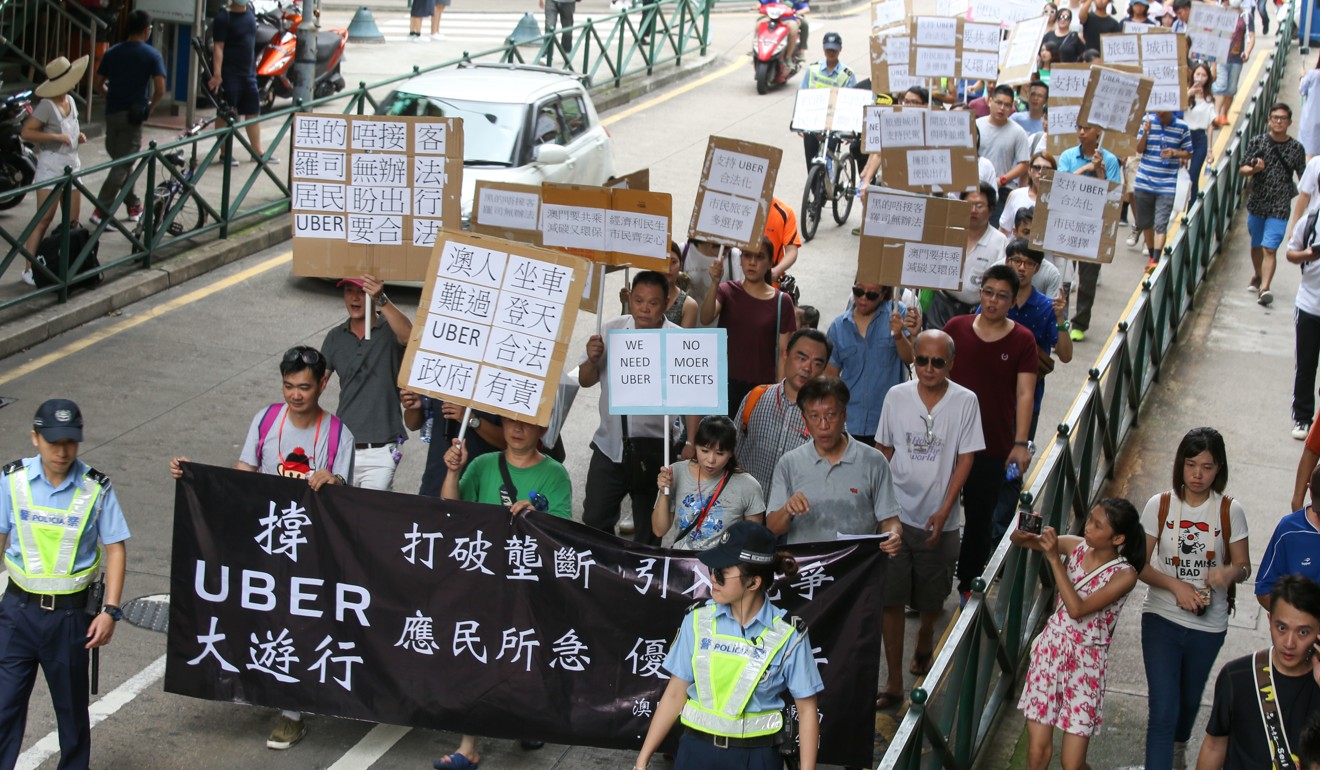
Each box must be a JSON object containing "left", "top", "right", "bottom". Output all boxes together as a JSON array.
[
  {"left": 831, "top": 154, "right": 856, "bottom": 225},
  {"left": 800, "top": 164, "right": 827, "bottom": 243},
  {"left": 145, "top": 187, "right": 207, "bottom": 241}
]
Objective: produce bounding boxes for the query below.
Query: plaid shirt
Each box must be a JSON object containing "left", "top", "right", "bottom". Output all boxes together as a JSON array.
[{"left": 735, "top": 381, "right": 811, "bottom": 503}]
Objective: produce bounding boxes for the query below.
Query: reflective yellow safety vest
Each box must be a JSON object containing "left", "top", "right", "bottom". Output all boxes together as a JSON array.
[
  {"left": 4, "top": 462, "right": 104, "bottom": 595},
  {"left": 803, "top": 63, "right": 855, "bottom": 90},
  {"left": 679, "top": 604, "right": 796, "bottom": 739}
]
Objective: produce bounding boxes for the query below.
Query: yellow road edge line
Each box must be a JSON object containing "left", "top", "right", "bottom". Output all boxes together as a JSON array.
[
  {"left": 602, "top": 54, "right": 751, "bottom": 127},
  {"left": 0, "top": 250, "right": 293, "bottom": 388}
]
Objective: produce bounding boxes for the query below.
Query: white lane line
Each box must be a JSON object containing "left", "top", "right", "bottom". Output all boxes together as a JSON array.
[
  {"left": 15, "top": 654, "right": 167, "bottom": 770},
  {"left": 326, "top": 723, "right": 412, "bottom": 770}
]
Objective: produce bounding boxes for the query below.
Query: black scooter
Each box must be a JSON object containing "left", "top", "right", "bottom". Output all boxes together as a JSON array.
[{"left": 0, "top": 89, "right": 36, "bottom": 211}]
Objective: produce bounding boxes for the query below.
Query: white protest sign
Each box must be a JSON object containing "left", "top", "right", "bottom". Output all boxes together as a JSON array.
[
  {"left": 606, "top": 331, "right": 663, "bottom": 409},
  {"left": 706, "top": 148, "right": 771, "bottom": 198},
  {"left": 477, "top": 187, "right": 540, "bottom": 231},
  {"left": 1100, "top": 33, "right": 1141, "bottom": 63},
  {"left": 1049, "top": 66, "right": 1091, "bottom": 100},
  {"left": 607, "top": 328, "right": 728, "bottom": 415},
  {"left": 863, "top": 192, "right": 927, "bottom": 239},
  {"left": 901, "top": 242, "right": 964, "bottom": 289},
  {"left": 1040, "top": 171, "right": 1114, "bottom": 260},
  {"left": 873, "top": 0, "right": 907, "bottom": 30},
  {"left": 542, "top": 204, "right": 609, "bottom": 252},
  {"left": 689, "top": 137, "right": 781, "bottom": 251},
  {"left": 1087, "top": 68, "right": 1144, "bottom": 131},
  {"left": 791, "top": 88, "right": 832, "bottom": 132}
]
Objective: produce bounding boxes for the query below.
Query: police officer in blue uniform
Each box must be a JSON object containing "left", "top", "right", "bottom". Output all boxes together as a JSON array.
[
  {"left": 634, "top": 521, "right": 824, "bottom": 770},
  {"left": 0, "top": 399, "right": 131, "bottom": 769}
]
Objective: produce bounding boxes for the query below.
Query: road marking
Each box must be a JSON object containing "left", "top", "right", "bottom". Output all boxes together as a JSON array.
[
  {"left": 602, "top": 54, "right": 751, "bottom": 127},
  {"left": 0, "top": 251, "right": 292, "bottom": 388},
  {"left": 15, "top": 654, "right": 167, "bottom": 770},
  {"left": 326, "top": 724, "right": 413, "bottom": 770}
]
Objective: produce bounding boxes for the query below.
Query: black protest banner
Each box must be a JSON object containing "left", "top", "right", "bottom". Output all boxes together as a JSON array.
[{"left": 165, "top": 464, "right": 885, "bottom": 766}]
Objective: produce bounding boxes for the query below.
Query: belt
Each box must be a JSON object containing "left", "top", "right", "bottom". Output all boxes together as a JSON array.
[
  {"left": 5, "top": 581, "right": 90, "bottom": 611},
  {"left": 354, "top": 442, "right": 391, "bottom": 450},
  {"left": 685, "top": 729, "right": 782, "bottom": 749}
]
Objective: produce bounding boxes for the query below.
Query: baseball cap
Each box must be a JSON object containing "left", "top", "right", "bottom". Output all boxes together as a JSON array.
[
  {"left": 33, "top": 399, "right": 83, "bottom": 442},
  {"left": 698, "top": 520, "right": 777, "bottom": 570},
  {"left": 822, "top": 32, "right": 843, "bottom": 51},
  {"left": 335, "top": 278, "right": 365, "bottom": 288}
]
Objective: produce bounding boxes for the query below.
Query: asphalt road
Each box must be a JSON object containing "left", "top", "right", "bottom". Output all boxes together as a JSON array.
[{"left": 0, "top": 7, "right": 1168, "bottom": 767}]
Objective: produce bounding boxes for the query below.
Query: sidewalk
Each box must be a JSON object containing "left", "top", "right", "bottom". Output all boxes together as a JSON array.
[{"left": 981, "top": 35, "right": 1306, "bottom": 770}]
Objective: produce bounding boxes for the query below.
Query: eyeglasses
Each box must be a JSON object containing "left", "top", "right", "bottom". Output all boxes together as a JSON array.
[
  {"left": 1030, "top": 165, "right": 1053, "bottom": 171},
  {"left": 980, "top": 287, "right": 1013, "bottom": 303},
  {"left": 710, "top": 567, "right": 742, "bottom": 586},
  {"left": 1269, "top": 114, "right": 1292, "bottom": 122},
  {"left": 902, "top": 97, "right": 926, "bottom": 106},
  {"left": 852, "top": 286, "right": 882, "bottom": 301},
  {"left": 803, "top": 410, "right": 842, "bottom": 425},
  {"left": 1006, "top": 255, "right": 1039, "bottom": 268},
  {"left": 914, "top": 356, "right": 948, "bottom": 369},
  {"left": 992, "top": 100, "right": 1015, "bottom": 110},
  {"left": 282, "top": 347, "right": 323, "bottom": 366}
]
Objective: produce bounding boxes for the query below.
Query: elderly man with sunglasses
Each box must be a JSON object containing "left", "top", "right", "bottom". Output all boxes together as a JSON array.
[{"left": 871, "top": 330, "right": 984, "bottom": 710}]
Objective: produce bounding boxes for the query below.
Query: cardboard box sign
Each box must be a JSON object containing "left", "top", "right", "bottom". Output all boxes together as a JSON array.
[
  {"left": 1076, "top": 66, "right": 1154, "bottom": 159},
  {"left": 539, "top": 183, "right": 672, "bottom": 271},
  {"left": 870, "top": 32, "right": 927, "bottom": 98},
  {"left": 472, "top": 181, "right": 542, "bottom": 245},
  {"left": 856, "top": 188, "right": 970, "bottom": 290},
  {"left": 1187, "top": 3, "right": 1239, "bottom": 61},
  {"left": 906, "top": 16, "right": 1003, "bottom": 82},
  {"left": 791, "top": 88, "right": 876, "bottom": 134},
  {"left": 998, "top": 16, "right": 1048, "bottom": 86},
  {"left": 1045, "top": 64, "right": 1090, "bottom": 158},
  {"left": 688, "top": 136, "right": 782, "bottom": 252},
  {"left": 1099, "top": 30, "right": 1188, "bottom": 112},
  {"left": 606, "top": 168, "right": 651, "bottom": 191},
  {"left": 862, "top": 106, "right": 978, "bottom": 195},
  {"left": 1029, "top": 169, "right": 1123, "bottom": 264},
  {"left": 399, "top": 230, "right": 589, "bottom": 427},
  {"left": 290, "top": 113, "right": 463, "bottom": 282}
]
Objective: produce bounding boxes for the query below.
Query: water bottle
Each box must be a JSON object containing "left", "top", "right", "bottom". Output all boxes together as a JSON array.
[
  {"left": 1005, "top": 461, "right": 1021, "bottom": 482},
  {"left": 420, "top": 400, "right": 434, "bottom": 444},
  {"left": 528, "top": 490, "right": 550, "bottom": 513}
]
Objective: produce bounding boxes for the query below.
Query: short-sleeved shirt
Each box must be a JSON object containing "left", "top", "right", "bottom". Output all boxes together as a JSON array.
[
  {"left": 1298, "top": 156, "right": 1320, "bottom": 216},
  {"left": 736, "top": 381, "right": 810, "bottom": 502},
  {"left": 664, "top": 599, "right": 825, "bottom": 707},
  {"left": 1285, "top": 216, "right": 1320, "bottom": 315},
  {"left": 826, "top": 301, "right": 908, "bottom": 437},
  {"left": 1041, "top": 29, "right": 1085, "bottom": 62},
  {"left": 213, "top": 7, "right": 258, "bottom": 80},
  {"left": 665, "top": 464, "right": 766, "bottom": 549},
  {"left": 943, "top": 315, "right": 1038, "bottom": 457},
  {"left": 1255, "top": 508, "right": 1320, "bottom": 597},
  {"left": 875, "top": 380, "right": 984, "bottom": 529},
  {"left": 1135, "top": 115, "right": 1193, "bottom": 194},
  {"left": 1005, "top": 288, "right": 1059, "bottom": 412},
  {"left": 1243, "top": 133, "right": 1307, "bottom": 219},
  {"left": 419, "top": 401, "right": 500, "bottom": 497},
  {"left": 97, "top": 40, "right": 166, "bottom": 114},
  {"left": 717, "top": 282, "right": 797, "bottom": 384},
  {"left": 1204, "top": 653, "right": 1320, "bottom": 770},
  {"left": 321, "top": 317, "right": 407, "bottom": 444},
  {"left": 975, "top": 117, "right": 1031, "bottom": 181},
  {"left": 0, "top": 458, "right": 131, "bottom": 573},
  {"left": 993, "top": 255, "right": 1062, "bottom": 298},
  {"left": 238, "top": 404, "right": 356, "bottom": 482},
  {"left": 1081, "top": 13, "right": 1122, "bottom": 52},
  {"left": 1140, "top": 490, "right": 1249, "bottom": 632},
  {"left": 1009, "top": 111, "right": 1045, "bottom": 135},
  {"left": 768, "top": 436, "right": 902, "bottom": 544},
  {"left": 582, "top": 315, "right": 678, "bottom": 464},
  {"left": 948, "top": 227, "right": 1010, "bottom": 305},
  {"left": 458, "top": 452, "right": 572, "bottom": 519},
  {"left": 1057, "top": 144, "right": 1123, "bottom": 183},
  {"left": 764, "top": 198, "right": 802, "bottom": 270}
]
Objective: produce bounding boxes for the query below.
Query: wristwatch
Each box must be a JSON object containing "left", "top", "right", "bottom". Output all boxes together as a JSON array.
[
  {"left": 1057, "top": 320, "right": 1071, "bottom": 331},
  {"left": 375, "top": 293, "right": 390, "bottom": 307},
  {"left": 102, "top": 604, "right": 123, "bottom": 622},
  {"left": 468, "top": 416, "right": 481, "bottom": 430}
]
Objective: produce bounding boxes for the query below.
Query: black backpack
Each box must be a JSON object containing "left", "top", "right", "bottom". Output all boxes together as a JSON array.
[{"left": 34, "top": 222, "right": 103, "bottom": 291}]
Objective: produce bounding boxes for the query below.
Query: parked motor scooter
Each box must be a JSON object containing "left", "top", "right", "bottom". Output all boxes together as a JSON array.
[
  {"left": 0, "top": 88, "right": 36, "bottom": 211},
  {"left": 255, "top": 1, "right": 348, "bottom": 113},
  {"left": 752, "top": 3, "right": 807, "bottom": 95}
]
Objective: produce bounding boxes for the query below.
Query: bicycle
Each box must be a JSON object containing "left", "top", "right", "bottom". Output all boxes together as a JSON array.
[
  {"left": 135, "top": 115, "right": 217, "bottom": 243},
  {"left": 799, "top": 129, "right": 857, "bottom": 243}
]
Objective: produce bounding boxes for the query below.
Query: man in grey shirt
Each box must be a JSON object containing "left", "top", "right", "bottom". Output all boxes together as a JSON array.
[
  {"left": 976, "top": 84, "right": 1031, "bottom": 226},
  {"left": 766, "top": 376, "right": 903, "bottom": 551},
  {"left": 321, "top": 275, "right": 412, "bottom": 491}
]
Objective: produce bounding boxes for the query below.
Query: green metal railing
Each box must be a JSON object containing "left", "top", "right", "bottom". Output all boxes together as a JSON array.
[
  {"left": 878, "top": 8, "right": 1296, "bottom": 768},
  {"left": 0, "top": 0, "right": 712, "bottom": 308}
]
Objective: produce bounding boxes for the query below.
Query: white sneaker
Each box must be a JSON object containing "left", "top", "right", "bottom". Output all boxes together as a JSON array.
[
  {"left": 1293, "top": 421, "right": 1310, "bottom": 440},
  {"left": 1125, "top": 229, "right": 1141, "bottom": 247},
  {"left": 429, "top": 33, "right": 445, "bottom": 41},
  {"left": 618, "top": 512, "right": 635, "bottom": 536},
  {"left": 20, "top": 269, "right": 34, "bottom": 286}
]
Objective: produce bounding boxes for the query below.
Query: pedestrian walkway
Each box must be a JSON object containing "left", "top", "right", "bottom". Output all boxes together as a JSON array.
[{"left": 373, "top": 12, "right": 539, "bottom": 45}]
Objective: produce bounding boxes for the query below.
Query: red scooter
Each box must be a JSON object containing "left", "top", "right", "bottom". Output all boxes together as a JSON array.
[
  {"left": 752, "top": 3, "right": 807, "bottom": 95},
  {"left": 255, "top": 1, "right": 348, "bottom": 113}
]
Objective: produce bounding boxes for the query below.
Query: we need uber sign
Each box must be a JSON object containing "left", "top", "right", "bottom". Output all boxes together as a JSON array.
[{"left": 607, "top": 328, "right": 727, "bottom": 416}]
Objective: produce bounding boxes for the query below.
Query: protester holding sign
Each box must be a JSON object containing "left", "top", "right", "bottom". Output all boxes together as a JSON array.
[
  {"left": 926, "top": 182, "right": 1010, "bottom": 329},
  {"left": 1212, "top": 2, "right": 1252, "bottom": 128},
  {"left": 1058, "top": 122, "right": 1122, "bottom": 342},
  {"left": 652, "top": 416, "right": 766, "bottom": 549},
  {"left": 766, "top": 377, "right": 903, "bottom": 549},
  {"left": 681, "top": 237, "right": 743, "bottom": 320},
  {"left": 403, "top": 395, "right": 506, "bottom": 496},
  {"left": 1130, "top": 111, "right": 1193, "bottom": 270},
  {"left": 701, "top": 241, "right": 798, "bottom": 418},
  {"left": 1078, "top": 0, "right": 1122, "bottom": 50},
  {"left": 633, "top": 521, "right": 824, "bottom": 770},
  {"left": 824, "top": 282, "right": 915, "bottom": 443}
]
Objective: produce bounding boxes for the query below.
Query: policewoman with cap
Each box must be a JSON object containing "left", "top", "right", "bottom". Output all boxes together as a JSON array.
[
  {"left": 0, "top": 399, "right": 130, "bottom": 768},
  {"left": 634, "top": 520, "right": 824, "bottom": 770}
]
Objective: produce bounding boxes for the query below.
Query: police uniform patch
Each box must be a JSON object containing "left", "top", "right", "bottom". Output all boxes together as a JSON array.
[
  {"left": 2, "top": 460, "right": 23, "bottom": 476},
  {"left": 84, "top": 467, "right": 109, "bottom": 487},
  {"left": 54, "top": 409, "right": 73, "bottom": 423}
]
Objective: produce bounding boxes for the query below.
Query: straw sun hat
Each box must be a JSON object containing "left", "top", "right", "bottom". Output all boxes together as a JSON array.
[{"left": 34, "top": 55, "right": 89, "bottom": 99}]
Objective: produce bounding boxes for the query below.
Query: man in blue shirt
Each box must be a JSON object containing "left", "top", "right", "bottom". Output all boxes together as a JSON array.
[
  {"left": 1002, "top": 240, "right": 1071, "bottom": 443},
  {"left": 1131, "top": 111, "right": 1193, "bottom": 268},
  {"left": 1256, "top": 464, "right": 1320, "bottom": 608},
  {"left": 208, "top": 0, "right": 271, "bottom": 163},
  {"left": 0, "top": 399, "right": 131, "bottom": 770},
  {"left": 1058, "top": 121, "right": 1121, "bottom": 341},
  {"left": 824, "top": 282, "right": 915, "bottom": 442},
  {"left": 800, "top": 32, "right": 855, "bottom": 171},
  {"left": 91, "top": 10, "right": 165, "bottom": 226}
]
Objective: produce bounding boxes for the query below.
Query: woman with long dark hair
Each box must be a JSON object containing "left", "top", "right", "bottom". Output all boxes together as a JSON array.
[{"left": 1185, "top": 62, "right": 1218, "bottom": 203}]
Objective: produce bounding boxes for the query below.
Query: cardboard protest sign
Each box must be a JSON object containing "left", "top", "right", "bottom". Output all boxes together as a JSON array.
[
  {"left": 905, "top": 17, "right": 1001, "bottom": 81},
  {"left": 862, "top": 106, "right": 978, "bottom": 195},
  {"left": 1187, "top": 3, "right": 1239, "bottom": 61},
  {"left": 473, "top": 181, "right": 541, "bottom": 245},
  {"left": 791, "top": 88, "right": 875, "bottom": 134},
  {"left": 541, "top": 183, "right": 671, "bottom": 271},
  {"left": 857, "top": 188, "right": 969, "bottom": 290},
  {"left": 870, "top": 32, "right": 927, "bottom": 98},
  {"left": 1029, "top": 169, "right": 1122, "bottom": 263},
  {"left": 606, "top": 168, "right": 651, "bottom": 190},
  {"left": 872, "top": 0, "right": 911, "bottom": 32},
  {"left": 1099, "top": 30, "right": 1187, "bottom": 111},
  {"left": 1076, "top": 66, "right": 1153, "bottom": 159},
  {"left": 688, "top": 136, "right": 781, "bottom": 252},
  {"left": 1045, "top": 64, "right": 1091, "bottom": 157},
  {"left": 968, "top": 0, "right": 1038, "bottom": 26},
  {"left": 999, "top": 16, "right": 1048, "bottom": 86},
  {"left": 400, "top": 231, "right": 589, "bottom": 426},
  {"left": 290, "top": 113, "right": 462, "bottom": 281},
  {"left": 911, "top": 0, "right": 969, "bottom": 16},
  {"left": 607, "top": 328, "right": 728, "bottom": 416}
]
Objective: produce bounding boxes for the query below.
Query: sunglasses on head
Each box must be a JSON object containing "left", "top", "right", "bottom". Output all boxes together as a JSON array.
[
  {"left": 915, "top": 356, "right": 948, "bottom": 369},
  {"left": 282, "top": 347, "right": 323, "bottom": 366},
  {"left": 852, "top": 286, "right": 882, "bottom": 301}
]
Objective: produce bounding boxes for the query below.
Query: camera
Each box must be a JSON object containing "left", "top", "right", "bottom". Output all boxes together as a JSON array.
[{"left": 1017, "top": 509, "right": 1043, "bottom": 535}]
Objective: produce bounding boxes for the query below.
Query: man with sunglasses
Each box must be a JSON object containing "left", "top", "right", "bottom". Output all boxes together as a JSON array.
[
  {"left": 169, "top": 345, "right": 354, "bottom": 750},
  {"left": 943, "top": 264, "right": 1037, "bottom": 603},
  {"left": 825, "top": 282, "right": 915, "bottom": 444},
  {"left": 873, "top": 330, "right": 984, "bottom": 709}
]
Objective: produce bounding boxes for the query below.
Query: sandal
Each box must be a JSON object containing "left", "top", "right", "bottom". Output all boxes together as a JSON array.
[
  {"left": 909, "top": 652, "right": 933, "bottom": 676},
  {"left": 433, "top": 753, "right": 479, "bottom": 770},
  {"left": 875, "top": 690, "right": 904, "bottom": 710}
]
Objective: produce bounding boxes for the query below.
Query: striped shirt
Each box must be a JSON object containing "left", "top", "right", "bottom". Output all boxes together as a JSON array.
[
  {"left": 735, "top": 381, "right": 811, "bottom": 503},
  {"left": 1134, "top": 115, "right": 1193, "bottom": 194}
]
